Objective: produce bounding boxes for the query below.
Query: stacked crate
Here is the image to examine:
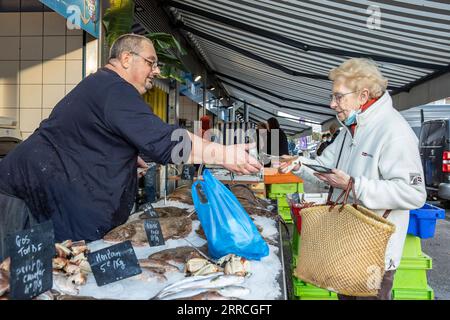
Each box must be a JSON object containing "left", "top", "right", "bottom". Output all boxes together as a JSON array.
[
  {"left": 391, "top": 235, "right": 434, "bottom": 300},
  {"left": 268, "top": 183, "right": 299, "bottom": 223}
]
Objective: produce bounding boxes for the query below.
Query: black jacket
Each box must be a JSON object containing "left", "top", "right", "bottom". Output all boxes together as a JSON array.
[{"left": 0, "top": 68, "right": 182, "bottom": 241}]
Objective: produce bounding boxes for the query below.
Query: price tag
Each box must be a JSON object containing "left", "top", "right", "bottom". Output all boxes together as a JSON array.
[
  {"left": 181, "top": 165, "right": 195, "bottom": 181},
  {"left": 87, "top": 241, "right": 141, "bottom": 287},
  {"left": 139, "top": 202, "right": 158, "bottom": 218},
  {"left": 144, "top": 219, "right": 165, "bottom": 247},
  {"left": 6, "top": 220, "right": 55, "bottom": 300}
]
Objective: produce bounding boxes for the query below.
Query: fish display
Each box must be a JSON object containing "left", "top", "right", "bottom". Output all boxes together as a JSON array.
[
  {"left": 103, "top": 216, "right": 193, "bottom": 246},
  {"left": 147, "top": 245, "right": 208, "bottom": 265},
  {"left": 154, "top": 273, "right": 247, "bottom": 300},
  {"left": 167, "top": 185, "right": 194, "bottom": 205},
  {"left": 139, "top": 206, "right": 195, "bottom": 220},
  {"left": 229, "top": 184, "right": 277, "bottom": 218}
]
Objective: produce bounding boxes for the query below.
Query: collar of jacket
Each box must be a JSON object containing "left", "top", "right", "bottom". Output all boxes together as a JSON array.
[{"left": 336, "top": 91, "right": 393, "bottom": 139}]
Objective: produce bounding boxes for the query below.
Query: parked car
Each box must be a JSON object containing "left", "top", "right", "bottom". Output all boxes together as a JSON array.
[{"left": 419, "top": 119, "right": 450, "bottom": 205}]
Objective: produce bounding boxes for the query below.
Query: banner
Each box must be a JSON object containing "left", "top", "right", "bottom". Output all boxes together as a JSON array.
[{"left": 40, "top": 0, "right": 99, "bottom": 38}]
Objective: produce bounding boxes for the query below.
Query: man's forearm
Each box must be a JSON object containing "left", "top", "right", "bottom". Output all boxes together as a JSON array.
[{"left": 186, "top": 131, "right": 224, "bottom": 165}]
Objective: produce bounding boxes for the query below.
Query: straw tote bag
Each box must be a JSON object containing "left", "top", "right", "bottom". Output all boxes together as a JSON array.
[{"left": 293, "top": 178, "right": 396, "bottom": 296}]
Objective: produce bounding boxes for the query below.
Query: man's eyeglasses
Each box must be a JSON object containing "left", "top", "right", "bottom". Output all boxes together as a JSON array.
[
  {"left": 129, "top": 51, "right": 163, "bottom": 70},
  {"left": 329, "top": 91, "right": 357, "bottom": 104}
]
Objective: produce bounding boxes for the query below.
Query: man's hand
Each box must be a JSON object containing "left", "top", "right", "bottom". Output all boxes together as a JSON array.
[
  {"left": 221, "top": 143, "right": 262, "bottom": 175},
  {"left": 137, "top": 156, "right": 149, "bottom": 178},
  {"left": 314, "top": 168, "right": 350, "bottom": 190}
]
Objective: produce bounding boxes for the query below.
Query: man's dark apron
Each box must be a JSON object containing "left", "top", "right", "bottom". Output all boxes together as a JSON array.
[{"left": 0, "top": 191, "right": 39, "bottom": 261}]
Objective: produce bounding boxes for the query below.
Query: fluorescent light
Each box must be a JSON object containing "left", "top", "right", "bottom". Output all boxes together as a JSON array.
[
  {"left": 194, "top": 75, "right": 202, "bottom": 82},
  {"left": 210, "top": 86, "right": 215, "bottom": 91},
  {"left": 219, "top": 97, "right": 224, "bottom": 101}
]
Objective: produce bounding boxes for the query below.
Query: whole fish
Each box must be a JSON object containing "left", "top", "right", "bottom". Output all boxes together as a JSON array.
[
  {"left": 103, "top": 216, "right": 192, "bottom": 246},
  {"left": 138, "top": 258, "right": 180, "bottom": 273},
  {"left": 179, "top": 291, "right": 237, "bottom": 300},
  {"left": 156, "top": 274, "right": 245, "bottom": 299},
  {"left": 160, "top": 285, "right": 249, "bottom": 300},
  {"left": 167, "top": 185, "right": 194, "bottom": 205},
  {"left": 147, "top": 245, "right": 208, "bottom": 264},
  {"left": 139, "top": 206, "right": 194, "bottom": 220}
]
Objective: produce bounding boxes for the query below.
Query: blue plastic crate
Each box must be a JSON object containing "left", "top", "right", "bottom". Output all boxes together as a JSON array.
[{"left": 408, "top": 204, "right": 445, "bottom": 239}]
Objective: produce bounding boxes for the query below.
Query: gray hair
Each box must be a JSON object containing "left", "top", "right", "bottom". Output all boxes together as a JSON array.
[{"left": 109, "top": 34, "right": 153, "bottom": 60}]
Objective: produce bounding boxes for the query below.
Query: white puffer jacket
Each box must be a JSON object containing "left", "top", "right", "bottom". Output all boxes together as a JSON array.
[{"left": 293, "top": 92, "right": 427, "bottom": 270}]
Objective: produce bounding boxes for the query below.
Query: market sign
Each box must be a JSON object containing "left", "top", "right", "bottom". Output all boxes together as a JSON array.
[
  {"left": 87, "top": 241, "right": 141, "bottom": 287},
  {"left": 39, "top": 0, "right": 99, "bottom": 38},
  {"left": 6, "top": 221, "right": 55, "bottom": 300},
  {"left": 144, "top": 220, "right": 165, "bottom": 247}
]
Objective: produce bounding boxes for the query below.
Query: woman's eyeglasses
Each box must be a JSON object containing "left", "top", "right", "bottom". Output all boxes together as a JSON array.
[{"left": 329, "top": 91, "right": 357, "bottom": 104}]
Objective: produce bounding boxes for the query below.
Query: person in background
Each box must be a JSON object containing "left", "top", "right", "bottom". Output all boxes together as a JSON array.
[
  {"left": 266, "top": 117, "right": 289, "bottom": 167},
  {"left": 328, "top": 123, "right": 340, "bottom": 145},
  {"left": 316, "top": 133, "right": 331, "bottom": 156},
  {"left": 280, "top": 57, "right": 426, "bottom": 300}
]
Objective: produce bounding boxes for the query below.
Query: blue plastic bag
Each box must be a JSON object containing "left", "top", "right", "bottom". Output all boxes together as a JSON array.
[{"left": 192, "top": 169, "right": 269, "bottom": 260}]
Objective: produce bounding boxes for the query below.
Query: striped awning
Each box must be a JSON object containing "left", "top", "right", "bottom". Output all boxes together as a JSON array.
[{"left": 135, "top": 0, "right": 450, "bottom": 133}]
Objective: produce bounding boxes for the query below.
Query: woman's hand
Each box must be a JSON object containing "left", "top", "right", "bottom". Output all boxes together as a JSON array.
[{"left": 314, "top": 168, "right": 350, "bottom": 190}]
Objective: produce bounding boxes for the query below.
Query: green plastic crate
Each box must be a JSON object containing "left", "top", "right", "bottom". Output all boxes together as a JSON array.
[
  {"left": 402, "top": 235, "right": 423, "bottom": 258},
  {"left": 268, "top": 193, "right": 284, "bottom": 200},
  {"left": 297, "top": 183, "right": 304, "bottom": 193},
  {"left": 269, "top": 183, "right": 298, "bottom": 194},
  {"left": 398, "top": 254, "right": 432, "bottom": 270},
  {"left": 277, "top": 196, "right": 289, "bottom": 208},
  {"left": 393, "top": 269, "right": 428, "bottom": 290},
  {"left": 278, "top": 206, "right": 292, "bottom": 223},
  {"left": 293, "top": 277, "right": 338, "bottom": 300},
  {"left": 393, "top": 254, "right": 432, "bottom": 290},
  {"left": 392, "top": 285, "right": 434, "bottom": 300},
  {"left": 292, "top": 229, "right": 300, "bottom": 260}
]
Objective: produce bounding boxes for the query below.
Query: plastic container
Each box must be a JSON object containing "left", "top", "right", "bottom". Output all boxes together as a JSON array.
[
  {"left": 277, "top": 196, "right": 289, "bottom": 208},
  {"left": 293, "top": 277, "right": 338, "bottom": 300},
  {"left": 292, "top": 229, "right": 300, "bottom": 260},
  {"left": 392, "top": 285, "right": 434, "bottom": 300},
  {"left": 278, "top": 206, "right": 292, "bottom": 223},
  {"left": 290, "top": 205, "right": 302, "bottom": 234},
  {"left": 269, "top": 183, "right": 298, "bottom": 194},
  {"left": 402, "top": 235, "right": 424, "bottom": 258},
  {"left": 297, "top": 183, "right": 304, "bottom": 193},
  {"left": 408, "top": 203, "right": 445, "bottom": 239}
]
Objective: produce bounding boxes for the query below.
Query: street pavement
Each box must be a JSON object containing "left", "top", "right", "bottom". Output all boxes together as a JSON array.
[{"left": 421, "top": 202, "right": 450, "bottom": 300}]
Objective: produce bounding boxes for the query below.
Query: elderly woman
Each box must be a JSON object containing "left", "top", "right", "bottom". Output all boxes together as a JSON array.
[{"left": 281, "top": 58, "right": 426, "bottom": 300}]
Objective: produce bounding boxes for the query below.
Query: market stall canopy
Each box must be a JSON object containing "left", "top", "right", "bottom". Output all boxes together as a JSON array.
[{"left": 135, "top": 0, "right": 450, "bottom": 126}]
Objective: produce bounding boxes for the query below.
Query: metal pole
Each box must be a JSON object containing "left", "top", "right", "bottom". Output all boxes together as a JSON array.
[
  {"left": 202, "top": 74, "right": 207, "bottom": 116},
  {"left": 244, "top": 101, "right": 249, "bottom": 122},
  {"left": 420, "top": 108, "right": 424, "bottom": 124},
  {"left": 97, "top": 0, "right": 104, "bottom": 67}
]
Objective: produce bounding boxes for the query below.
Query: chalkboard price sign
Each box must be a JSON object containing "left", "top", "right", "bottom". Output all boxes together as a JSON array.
[
  {"left": 6, "top": 220, "right": 55, "bottom": 300},
  {"left": 87, "top": 241, "right": 142, "bottom": 287},
  {"left": 139, "top": 202, "right": 158, "bottom": 218},
  {"left": 144, "top": 219, "right": 165, "bottom": 247},
  {"left": 181, "top": 165, "right": 195, "bottom": 181}
]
